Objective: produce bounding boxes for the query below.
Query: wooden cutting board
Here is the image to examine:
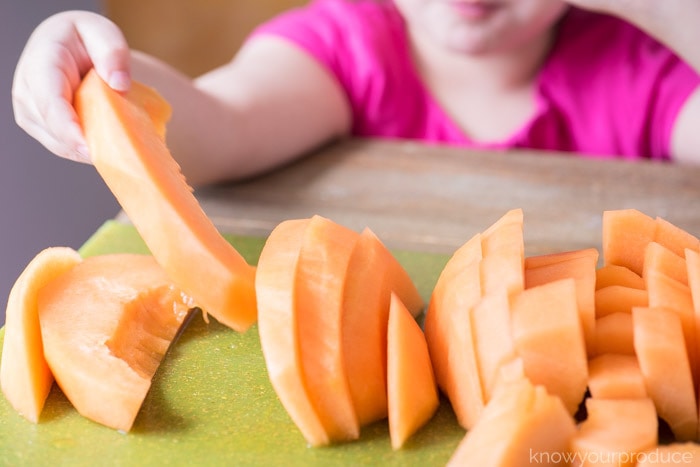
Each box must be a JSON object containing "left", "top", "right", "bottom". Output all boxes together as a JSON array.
[{"left": 0, "top": 221, "right": 464, "bottom": 466}]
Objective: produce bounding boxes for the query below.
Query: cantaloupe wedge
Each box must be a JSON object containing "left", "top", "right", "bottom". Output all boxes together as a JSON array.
[
  {"left": 633, "top": 307, "right": 698, "bottom": 441},
  {"left": 447, "top": 378, "right": 576, "bottom": 466},
  {"left": 0, "top": 247, "right": 82, "bottom": 423},
  {"left": 509, "top": 278, "right": 588, "bottom": 415},
  {"left": 595, "top": 264, "right": 645, "bottom": 290},
  {"left": 593, "top": 312, "right": 635, "bottom": 357},
  {"left": 255, "top": 218, "right": 330, "bottom": 447},
  {"left": 637, "top": 443, "right": 700, "bottom": 466},
  {"left": 524, "top": 247, "right": 598, "bottom": 354},
  {"left": 37, "top": 254, "right": 194, "bottom": 432},
  {"left": 602, "top": 209, "right": 657, "bottom": 276},
  {"left": 644, "top": 241, "right": 688, "bottom": 285},
  {"left": 387, "top": 293, "right": 439, "bottom": 450},
  {"left": 295, "top": 215, "right": 360, "bottom": 442},
  {"left": 687, "top": 248, "right": 700, "bottom": 408},
  {"left": 587, "top": 354, "right": 647, "bottom": 400},
  {"left": 595, "top": 285, "right": 648, "bottom": 318},
  {"left": 654, "top": 216, "right": 700, "bottom": 258},
  {"left": 480, "top": 208, "right": 524, "bottom": 296},
  {"left": 75, "top": 69, "right": 257, "bottom": 332},
  {"left": 570, "top": 398, "right": 658, "bottom": 467}
]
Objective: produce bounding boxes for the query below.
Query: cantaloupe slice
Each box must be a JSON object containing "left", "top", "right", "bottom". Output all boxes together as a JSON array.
[
  {"left": 595, "top": 264, "right": 645, "bottom": 290},
  {"left": 633, "top": 307, "right": 698, "bottom": 441},
  {"left": 687, "top": 248, "right": 700, "bottom": 411},
  {"left": 509, "top": 278, "right": 588, "bottom": 415},
  {"left": 447, "top": 378, "right": 576, "bottom": 466},
  {"left": 255, "top": 218, "right": 330, "bottom": 447},
  {"left": 424, "top": 233, "right": 484, "bottom": 429},
  {"left": 593, "top": 312, "right": 635, "bottom": 357},
  {"left": 595, "top": 285, "right": 648, "bottom": 318},
  {"left": 570, "top": 398, "right": 658, "bottom": 467},
  {"left": 480, "top": 209, "right": 524, "bottom": 297},
  {"left": 37, "top": 254, "right": 194, "bottom": 432},
  {"left": 602, "top": 209, "right": 657, "bottom": 276},
  {"left": 636, "top": 443, "right": 700, "bottom": 466},
  {"left": 75, "top": 69, "right": 257, "bottom": 332},
  {"left": 587, "top": 354, "right": 647, "bottom": 400},
  {"left": 654, "top": 216, "right": 700, "bottom": 258},
  {"left": 524, "top": 247, "right": 598, "bottom": 354},
  {"left": 471, "top": 291, "right": 516, "bottom": 402},
  {"left": 644, "top": 241, "right": 688, "bottom": 285},
  {"left": 387, "top": 293, "right": 439, "bottom": 450},
  {"left": 295, "top": 215, "right": 360, "bottom": 442},
  {"left": 0, "top": 247, "right": 82, "bottom": 423}
]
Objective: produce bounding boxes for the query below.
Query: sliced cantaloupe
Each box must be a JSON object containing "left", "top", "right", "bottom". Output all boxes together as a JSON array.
[
  {"left": 602, "top": 209, "right": 657, "bottom": 276},
  {"left": 595, "top": 285, "right": 648, "bottom": 318},
  {"left": 424, "top": 233, "right": 484, "bottom": 430},
  {"left": 479, "top": 208, "right": 524, "bottom": 297},
  {"left": 595, "top": 264, "right": 645, "bottom": 290},
  {"left": 295, "top": 215, "right": 360, "bottom": 442},
  {"left": 593, "top": 312, "right": 635, "bottom": 357},
  {"left": 447, "top": 378, "right": 576, "bottom": 466},
  {"left": 633, "top": 306, "right": 698, "bottom": 441},
  {"left": 587, "top": 354, "right": 647, "bottom": 400},
  {"left": 255, "top": 218, "right": 330, "bottom": 447},
  {"left": 644, "top": 241, "right": 688, "bottom": 285},
  {"left": 654, "top": 216, "right": 700, "bottom": 258},
  {"left": 524, "top": 247, "right": 598, "bottom": 355},
  {"left": 37, "top": 254, "right": 194, "bottom": 432},
  {"left": 509, "top": 278, "right": 588, "bottom": 415},
  {"left": 470, "top": 291, "right": 516, "bottom": 402},
  {"left": 570, "top": 398, "right": 658, "bottom": 467},
  {"left": 75, "top": 69, "right": 256, "bottom": 332},
  {"left": 687, "top": 248, "right": 700, "bottom": 410},
  {"left": 0, "top": 247, "right": 82, "bottom": 423},
  {"left": 387, "top": 293, "right": 439, "bottom": 450}
]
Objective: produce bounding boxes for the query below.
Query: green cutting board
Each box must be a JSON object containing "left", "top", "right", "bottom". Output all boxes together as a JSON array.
[{"left": 0, "top": 221, "right": 464, "bottom": 466}]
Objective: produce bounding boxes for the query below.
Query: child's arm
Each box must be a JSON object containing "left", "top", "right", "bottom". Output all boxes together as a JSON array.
[
  {"left": 12, "top": 11, "right": 352, "bottom": 186},
  {"left": 564, "top": 0, "right": 700, "bottom": 164}
]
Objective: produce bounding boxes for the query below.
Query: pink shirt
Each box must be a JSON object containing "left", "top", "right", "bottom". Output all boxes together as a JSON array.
[{"left": 252, "top": 0, "right": 700, "bottom": 160}]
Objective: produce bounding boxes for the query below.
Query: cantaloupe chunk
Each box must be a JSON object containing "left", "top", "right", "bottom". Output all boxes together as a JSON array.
[
  {"left": 654, "top": 216, "right": 700, "bottom": 258},
  {"left": 687, "top": 248, "right": 700, "bottom": 411},
  {"left": 255, "top": 218, "right": 329, "bottom": 447},
  {"left": 595, "top": 264, "right": 645, "bottom": 290},
  {"left": 636, "top": 443, "right": 700, "bottom": 466},
  {"left": 295, "top": 215, "right": 360, "bottom": 442},
  {"left": 602, "top": 209, "right": 657, "bottom": 276},
  {"left": 424, "top": 233, "right": 484, "bottom": 429},
  {"left": 524, "top": 247, "right": 598, "bottom": 354},
  {"left": 644, "top": 241, "right": 688, "bottom": 285},
  {"left": 588, "top": 354, "right": 647, "bottom": 400},
  {"left": 387, "top": 293, "right": 439, "bottom": 450},
  {"left": 480, "top": 209, "right": 524, "bottom": 296},
  {"left": 593, "top": 312, "right": 635, "bottom": 357},
  {"left": 37, "top": 254, "right": 194, "bottom": 432},
  {"left": 595, "top": 285, "right": 648, "bottom": 318},
  {"left": 0, "top": 247, "right": 82, "bottom": 423},
  {"left": 75, "top": 69, "right": 257, "bottom": 332},
  {"left": 570, "top": 398, "right": 658, "bottom": 467},
  {"left": 633, "top": 307, "right": 698, "bottom": 441},
  {"left": 471, "top": 291, "right": 516, "bottom": 402},
  {"left": 447, "top": 378, "right": 576, "bottom": 466},
  {"left": 509, "top": 278, "right": 588, "bottom": 415}
]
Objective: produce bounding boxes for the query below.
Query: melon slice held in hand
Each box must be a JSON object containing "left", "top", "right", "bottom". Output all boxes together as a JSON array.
[
  {"left": 74, "top": 69, "right": 256, "bottom": 332},
  {"left": 37, "top": 254, "right": 195, "bottom": 432},
  {"left": 0, "top": 247, "right": 82, "bottom": 423}
]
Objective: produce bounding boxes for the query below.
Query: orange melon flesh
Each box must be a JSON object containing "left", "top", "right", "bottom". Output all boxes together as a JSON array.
[
  {"left": 602, "top": 209, "right": 657, "bottom": 276},
  {"left": 587, "top": 354, "right": 647, "bottom": 400},
  {"left": 295, "top": 215, "right": 360, "bottom": 442},
  {"left": 447, "top": 378, "right": 576, "bottom": 466},
  {"left": 524, "top": 247, "right": 598, "bottom": 354},
  {"left": 636, "top": 443, "right": 700, "bottom": 466},
  {"left": 595, "top": 264, "right": 645, "bottom": 290},
  {"left": 595, "top": 285, "right": 648, "bottom": 318},
  {"left": 75, "top": 69, "right": 257, "bottom": 332},
  {"left": 37, "top": 254, "right": 194, "bottom": 432},
  {"left": 387, "top": 293, "right": 439, "bottom": 450},
  {"left": 570, "top": 398, "right": 658, "bottom": 467},
  {"left": 687, "top": 248, "right": 700, "bottom": 418},
  {"left": 341, "top": 227, "right": 391, "bottom": 426},
  {"left": 593, "top": 312, "right": 635, "bottom": 357},
  {"left": 644, "top": 241, "right": 688, "bottom": 285},
  {"left": 0, "top": 247, "right": 82, "bottom": 423},
  {"left": 255, "top": 218, "right": 330, "bottom": 447},
  {"left": 471, "top": 291, "right": 516, "bottom": 402},
  {"left": 654, "top": 216, "right": 700, "bottom": 258},
  {"left": 509, "top": 278, "right": 588, "bottom": 415},
  {"left": 479, "top": 208, "right": 524, "bottom": 296},
  {"left": 633, "top": 307, "right": 698, "bottom": 441}
]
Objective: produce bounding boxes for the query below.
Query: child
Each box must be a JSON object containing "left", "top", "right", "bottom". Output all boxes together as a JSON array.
[{"left": 11, "top": 0, "right": 700, "bottom": 186}]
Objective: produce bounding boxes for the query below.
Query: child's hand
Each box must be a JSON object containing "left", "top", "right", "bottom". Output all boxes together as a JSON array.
[{"left": 12, "top": 11, "right": 131, "bottom": 163}]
